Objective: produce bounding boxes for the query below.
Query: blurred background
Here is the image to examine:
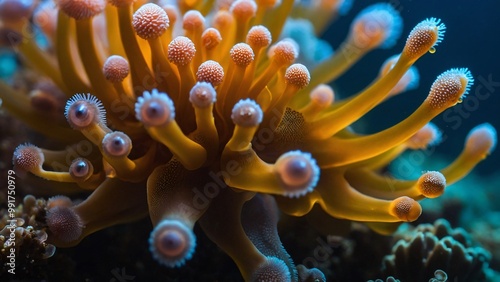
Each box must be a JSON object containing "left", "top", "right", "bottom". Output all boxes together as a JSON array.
[
  {"left": 0, "top": 1, "right": 499, "bottom": 281},
  {"left": 325, "top": 0, "right": 500, "bottom": 177}
]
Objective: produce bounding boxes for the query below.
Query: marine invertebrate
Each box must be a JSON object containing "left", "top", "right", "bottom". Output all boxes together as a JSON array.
[
  {"left": 0, "top": 0, "right": 497, "bottom": 280},
  {"left": 470, "top": 213, "right": 500, "bottom": 271},
  {"left": 381, "top": 219, "right": 494, "bottom": 282},
  {"left": 368, "top": 269, "right": 448, "bottom": 282},
  {"left": 0, "top": 195, "right": 55, "bottom": 277}
]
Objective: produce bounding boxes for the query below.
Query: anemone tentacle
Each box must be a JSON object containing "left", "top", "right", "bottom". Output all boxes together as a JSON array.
[{"left": 0, "top": 0, "right": 496, "bottom": 280}]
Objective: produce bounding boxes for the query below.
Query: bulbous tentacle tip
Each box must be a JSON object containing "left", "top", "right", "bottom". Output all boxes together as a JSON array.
[
  {"left": 231, "top": 99, "right": 263, "bottom": 127},
  {"left": 102, "top": 131, "right": 132, "bottom": 158},
  {"left": 56, "top": 0, "right": 106, "bottom": 20},
  {"left": 41, "top": 244, "right": 56, "bottom": 259},
  {"left": 274, "top": 151, "right": 320, "bottom": 198},
  {"left": 432, "top": 269, "right": 448, "bottom": 282},
  {"left": 46, "top": 206, "right": 83, "bottom": 244},
  {"left": 230, "top": 0, "right": 257, "bottom": 20},
  {"left": 202, "top": 28, "right": 222, "bottom": 49},
  {"left": 65, "top": 94, "right": 106, "bottom": 129},
  {"left": 465, "top": 123, "right": 497, "bottom": 157},
  {"left": 132, "top": 3, "right": 169, "bottom": 40},
  {"left": 269, "top": 39, "right": 299, "bottom": 66},
  {"left": 12, "top": 143, "right": 44, "bottom": 172},
  {"left": 46, "top": 195, "right": 73, "bottom": 210},
  {"left": 380, "top": 54, "right": 421, "bottom": 96},
  {"left": 135, "top": 89, "right": 175, "bottom": 127},
  {"left": 389, "top": 196, "right": 422, "bottom": 222},
  {"left": 149, "top": 219, "right": 196, "bottom": 268},
  {"left": 69, "top": 158, "right": 94, "bottom": 181},
  {"left": 0, "top": 0, "right": 36, "bottom": 22},
  {"left": 182, "top": 10, "right": 205, "bottom": 31},
  {"left": 285, "top": 64, "right": 310, "bottom": 89},
  {"left": 251, "top": 257, "right": 291, "bottom": 282},
  {"left": 0, "top": 27, "right": 22, "bottom": 46},
  {"left": 426, "top": 68, "right": 473, "bottom": 110},
  {"left": 407, "top": 122, "right": 442, "bottom": 149},
  {"left": 246, "top": 25, "right": 272, "bottom": 50},
  {"left": 189, "top": 82, "right": 217, "bottom": 108},
  {"left": 255, "top": 0, "right": 280, "bottom": 9},
  {"left": 403, "top": 17, "right": 446, "bottom": 60},
  {"left": 230, "top": 43, "right": 255, "bottom": 67},
  {"left": 29, "top": 82, "right": 66, "bottom": 115},
  {"left": 108, "top": 0, "right": 137, "bottom": 7},
  {"left": 350, "top": 3, "right": 403, "bottom": 50},
  {"left": 310, "top": 84, "right": 335, "bottom": 106},
  {"left": 417, "top": 171, "right": 446, "bottom": 198}
]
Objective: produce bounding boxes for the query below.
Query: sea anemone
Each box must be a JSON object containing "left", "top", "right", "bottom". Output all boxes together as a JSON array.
[{"left": 0, "top": 0, "right": 496, "bottom": 280}]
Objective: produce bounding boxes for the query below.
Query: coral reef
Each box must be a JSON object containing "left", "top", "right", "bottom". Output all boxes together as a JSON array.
[
  {"left": 369, "top": 269, "right": 448, "bottom": 282},
  {"left": 470, "top": 213, "right": 500, "bottom": 272},
  {"left": 0, "top": 0, "right": 498, "bottom": 280}
]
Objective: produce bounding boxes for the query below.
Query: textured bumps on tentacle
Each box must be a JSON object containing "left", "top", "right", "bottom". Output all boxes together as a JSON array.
[
  {"left": 135, "top": 89, "right": 175, "bottom": 127},
  {"left": 403, "top": 17, "right": 446, "bottom": 59},
  {"left": 230, "top": 43, "right": 255, "bottom": 67},
  {"left": 56, "top": 0, "right": 105, "bottom": 20},
  {"left": 426, "top": 68, "right": 473, "bottom": 110},
  {"left": 46, "top": 206, "right": 84, "bottom": 243},
  {"left": 251, "top": 257, "right": 291, "bottom": 282},
  {"left": 47, "top": 195, "right": 73, "bottom": 210},
  {"left": 0, "top": 0, "right": 35, "bottom": 22},
  {"left": 64, "top": 94, "right": 106, "bottom": 129},
  {"left": 417, "top": 171, "right": 446, "bottom": 198}
]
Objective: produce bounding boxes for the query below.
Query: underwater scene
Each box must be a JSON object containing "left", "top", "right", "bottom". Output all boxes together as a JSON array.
[{"left": 1, "top": 0, "right": 499, "bottom": 281}]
